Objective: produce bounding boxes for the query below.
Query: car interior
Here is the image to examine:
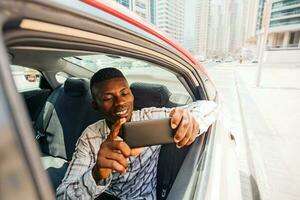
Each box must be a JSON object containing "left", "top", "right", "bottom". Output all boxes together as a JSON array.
[
  {"left": 7, "top": 47, "right": 206, "bottom": 199},
  {"left": 2, "top": 10, "right": 213, "bottom": 198}
]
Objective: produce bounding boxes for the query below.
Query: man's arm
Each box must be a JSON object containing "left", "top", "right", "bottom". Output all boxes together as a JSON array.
[
  {"left": 182, "top": 100, "right": 218, "bottom": 135},
  {"left": 138, "top": 100, "right": 218, "bottom": 148},
  {"left": 56, "top": 128, "right": 110, "bottom": 200}
]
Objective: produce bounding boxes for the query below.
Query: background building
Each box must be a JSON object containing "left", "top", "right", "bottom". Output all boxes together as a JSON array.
[
  {"left": 193, "top": 0, "right": 210, "bottom": 57},
  {"left": 156, "top": 0, "right": 185, "bottom": 44},
  {"left": 208, "top": 0, "right": 231, "bottom": 58},
  {"left": 115, "top": 0, "right": 130, "bottom": 8},
  {"left": 251, "top": 0, "right": 300, "bottom": 66},
  {"left": 268, "top": 0, "right": 300, "bottom": 48},
  {"left": 150, "top": 0, "right": 156, "bottom": 24},
  {"left": 114, "top": 0, "right": 152, "bottom": 22},
  {"left": 228, "top": 0, "right": 244, "bottom": 56},
  {"left": 184, "top": 0, "right": 249, "bottom": 59},
  {"left": 114, "top": 0, "right": 185, "bottom": 44}
]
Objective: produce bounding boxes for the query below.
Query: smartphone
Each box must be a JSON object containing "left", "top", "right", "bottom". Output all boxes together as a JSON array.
[{"left": 121, "top": 118, "right": 176, "bottom": 148}]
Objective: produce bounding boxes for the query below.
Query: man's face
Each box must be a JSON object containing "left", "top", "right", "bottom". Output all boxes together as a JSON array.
[{"left": 92, "top": 77, "right": 134, "bottom": 124}]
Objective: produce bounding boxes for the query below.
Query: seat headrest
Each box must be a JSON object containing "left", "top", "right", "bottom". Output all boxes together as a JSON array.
[
  {"left": 64, "top": 78, "right": 89, "bottom": 97},
  {"left": 130, "top": 82, "right": 171, "bottom": 109}
]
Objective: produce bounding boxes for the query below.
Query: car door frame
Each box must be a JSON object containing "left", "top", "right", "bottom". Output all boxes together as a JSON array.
[{"left": 0, "top": 26, "right": 55, "bottom": 200}]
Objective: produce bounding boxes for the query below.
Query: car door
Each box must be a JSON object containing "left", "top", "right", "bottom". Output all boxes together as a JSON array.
[{"left": 0, "top": 28, "right": 54, "bottom": 200}]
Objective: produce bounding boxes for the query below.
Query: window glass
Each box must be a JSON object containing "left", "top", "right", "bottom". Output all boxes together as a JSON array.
[
  {"left": 64, "top": 54, "right": 192, "bottom": 104},
  {"left": 55, "top": 71, "right": 69, "bottom": 84},
  {"left": 11, "top": 65, "right": 41, "bottom": 91}
]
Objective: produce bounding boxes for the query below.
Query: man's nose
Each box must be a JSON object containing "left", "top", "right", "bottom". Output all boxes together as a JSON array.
[{"left": 114, "top": 95, "right": 126, "bottom": 106}]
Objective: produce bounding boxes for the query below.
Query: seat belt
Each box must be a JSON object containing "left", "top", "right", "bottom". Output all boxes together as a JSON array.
[
  {"left": 157, "top": 143, "right": 190, "bottom": 200},
  {"left": 35, "top": 90, "right": 60, "bottom": 140}
]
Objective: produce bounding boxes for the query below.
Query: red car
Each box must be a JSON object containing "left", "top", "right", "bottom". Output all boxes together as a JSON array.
[{"left": 0, "top": 0, "right": 241, "bottom": 199}]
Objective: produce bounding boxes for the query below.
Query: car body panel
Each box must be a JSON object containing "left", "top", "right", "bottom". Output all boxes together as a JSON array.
[
  {"left": 0, "top": 0, "right": 241, "bottom": 199},
  {"left": 0, "top": 31, "right": 54, "bottom": 199}
]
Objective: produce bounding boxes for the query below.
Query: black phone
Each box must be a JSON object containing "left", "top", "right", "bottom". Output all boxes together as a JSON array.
[{"left": 121, "top": 118, "right": 176, "bottom": 148}]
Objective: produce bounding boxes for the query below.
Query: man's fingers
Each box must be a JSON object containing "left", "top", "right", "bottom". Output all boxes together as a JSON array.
[
  {"left": 176, "top": 113, "right": 193, "bottom": 147},
  {"left": 192, "top": 117, "right": 199, "bottom": 137},
  {"left": 105, "top": 151, "right": 129, "bottom": 169},
  {"left": 170, "top": 108, "right": 184, "bottom": 129},
  {"left": 109, "top": 118, "right": 126, "bottom": 139},
  {"left": 130, "top": 147, "right": 144, "bottom": 156},
  {"left": 98, "top": 168, "right": 112, "bottom": 180},
  {"left": 173, "top": 110, "right": 189, "bottom": 142},
  {"left": 186, "top": 117, "right": 199, "bottom": 146},
  {"left": 108, "top": 141, "right": 131, "bottom": 158},
  {"left": 99, "top": 156, "right": 126, "bottom": 174}
]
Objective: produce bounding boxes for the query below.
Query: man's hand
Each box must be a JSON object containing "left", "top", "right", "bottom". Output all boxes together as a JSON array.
[
  {"left": 92, "top": 118, "right": 143, "bottom": 182},
  {"left": 169, "top": 108, "right": 199, "bottom": 148}
]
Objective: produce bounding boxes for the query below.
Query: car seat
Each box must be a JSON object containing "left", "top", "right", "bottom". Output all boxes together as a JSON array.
[
  {"left": 130, "top": 82, "right": 191, "bottom": 200},
  {"left": 35, "top": 78, "right": 102, "bottom": 189},
  {"left": 130, "top": 82, "right": 177, "bottom": 110}
]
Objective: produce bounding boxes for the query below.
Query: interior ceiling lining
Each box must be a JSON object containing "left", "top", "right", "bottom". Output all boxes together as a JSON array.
[{"left": 18, "top": 19, "right": 199, "bottom": 85}]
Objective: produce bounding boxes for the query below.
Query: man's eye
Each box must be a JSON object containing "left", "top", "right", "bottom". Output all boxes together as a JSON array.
[
  {"left": 122, "top": 91, "right": 129, "bottom": 96},
  {"left": 103, "top": 97, "right": 113, "bottom": 102}
]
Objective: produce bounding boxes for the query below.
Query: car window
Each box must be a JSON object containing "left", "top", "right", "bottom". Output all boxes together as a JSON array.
[
  {"left": 65, "top": 54, "right": 193, "bottom": 105},
  {"left": 55, "top": 71, "right": 69, "bottom": 84},
  {"left": 11, "top": 65, "right": 41, "bottom": 92}
]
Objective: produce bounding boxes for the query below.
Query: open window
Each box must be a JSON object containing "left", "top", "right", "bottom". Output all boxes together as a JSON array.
[
  {"left": 65, "top": 54, "right": 193, "bottom": 106},
  {"left": 1, "top": 3, "right": 213, "bottom": 198}
]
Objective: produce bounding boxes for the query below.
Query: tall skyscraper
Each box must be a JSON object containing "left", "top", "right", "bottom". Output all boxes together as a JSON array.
[
  {"left": 113, "top": 0, "right": 152, "bottom": 22},
  {"left": 228, "top": 0, "right": 246, "bottom": 55},
  {"left": 115, "top": 0, "right": 130, "bottom": 8},
  {"left": 150, "top": 0, "right": 156, "bottom": 24},
  {"left": 156, "top": 0, "right": 185, "bottom": 44},
  {"left": 206, "top": 0, "right": 231, "bottom": 57},
  {"left": 131, "top": 0, "right": 151, "bottom": 21},
  {"left": 187, "top": 0, "right": 239, "bottom": 58},
  {"left": 183, "top": 0, "right": 197, "bottom": 53},
  {"left": 243, "top": 0, "right": 259, "bottom": 43},
  {"left": 194, "top": 0, "right": 210, "bottom": 57}
]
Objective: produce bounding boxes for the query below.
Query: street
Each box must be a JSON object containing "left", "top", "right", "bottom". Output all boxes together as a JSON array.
[{"left": 205, "top": 62, "right": 300, "bottom": 200}]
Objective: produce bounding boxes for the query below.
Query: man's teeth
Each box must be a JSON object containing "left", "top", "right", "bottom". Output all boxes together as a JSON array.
[{"left": 116, "top": 110, "right": 127, "bottom": 115}]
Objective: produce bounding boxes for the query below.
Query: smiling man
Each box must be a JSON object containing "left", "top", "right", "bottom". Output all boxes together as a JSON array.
[{"left": 56, "top": 68, "right": 218, "bottom": 200}]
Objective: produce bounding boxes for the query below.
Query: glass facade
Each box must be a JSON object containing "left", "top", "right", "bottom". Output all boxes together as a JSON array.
[
  {"left": 263, "top": 1, "right": 300, "bottom": 49},
  {"left": 256, "top": 0, "right": 265, "bottom": 32},
  {"left": 270, "top": 0, "right": 300, "bottom": 28},
  {"left": 257, "top": 0, "right": 300, "bottom": 30},
  {"left": 272, "top": 0, "right": 300, "bottom": 9},
  {"left": 271, "top": 7, "right": 300, "bottom": 18},
  {"left": 270, "top": 17, "right": 300, "bottom": 27},
  {"left": 150, "top": 0, "right": 156, "bottom": 24},
  {"left": 116, "top": 0, "right": 130, "bottom": 8}
]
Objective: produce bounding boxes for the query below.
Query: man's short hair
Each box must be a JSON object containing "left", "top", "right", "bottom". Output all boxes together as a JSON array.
[{"left": 90, "top": 67, "right": 126, "bottom": 99}]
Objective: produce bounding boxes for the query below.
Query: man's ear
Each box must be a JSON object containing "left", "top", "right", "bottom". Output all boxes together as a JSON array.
[{"left": 91, "top": 100, "right": 98, "bottom": 110}]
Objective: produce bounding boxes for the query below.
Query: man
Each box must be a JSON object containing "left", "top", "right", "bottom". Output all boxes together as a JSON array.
[{"left": 56, "top": 68, "right": 218, "bottom": 199}]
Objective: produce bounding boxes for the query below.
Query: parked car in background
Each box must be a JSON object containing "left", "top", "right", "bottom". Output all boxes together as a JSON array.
[
  {"left": 0, "top": 0, "right": 241, "bottom": 199},
  {"left": 224, "top": 56, "right": 233, "bottom": 62},
  {"left": 215, "top": 58, "right": 222, "bottom": 63},
  {"left": 251, "top": 57, "right": 259, "bottom": 63},
  {"left": 196, "top": 55, "right": 207, "bottom": 62}
]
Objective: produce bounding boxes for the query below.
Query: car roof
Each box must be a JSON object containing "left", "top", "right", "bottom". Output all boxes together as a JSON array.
[{"left": 47, "top": 0, "right": 206, "bottom": 74}]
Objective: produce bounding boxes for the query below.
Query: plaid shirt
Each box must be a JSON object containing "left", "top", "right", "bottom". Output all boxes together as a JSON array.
[{"left": 56, "top": 100, "right": 218, "bottom": 200}]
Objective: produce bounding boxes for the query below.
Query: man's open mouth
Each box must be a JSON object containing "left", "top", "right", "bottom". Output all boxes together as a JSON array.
[{"left": 115, "top": 109, "right": 128, "bottom": 117}]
